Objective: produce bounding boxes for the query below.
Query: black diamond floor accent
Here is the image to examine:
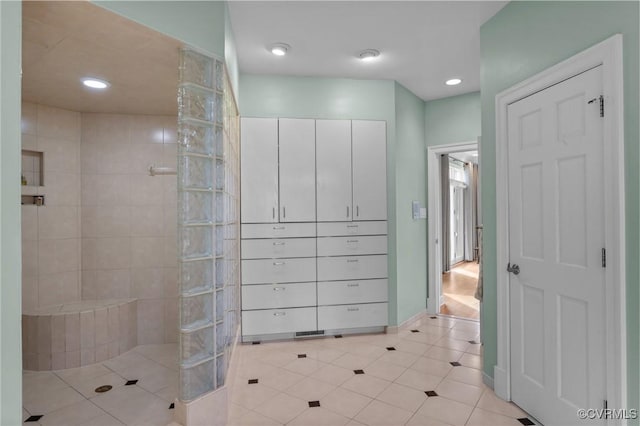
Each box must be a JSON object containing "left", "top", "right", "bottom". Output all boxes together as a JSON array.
[
  {"left": 298, "top": 354, "right": 307, "bottom": 358},
  {"left": 308, "top": 401, "right": 321, "bottom": 408},
  {"left": 410, "top": 329, "right": 420, "bottom": 333},
  {"left": 430, "top": 316, "right": 437, "bottom": 319},
  {"left": 25, "top": 415, "right": 43, "bottom": 423},
  {"left": 449, "top": 361, "right": 461, "bottom": 367},
  {"left": 386, "top": 347, "right": 396, "bottom": 351},
  {"left": 353, "top": 369, "right": 365, "bottom": 375},
  {"left": 334, "top": 335, "right": 343, "bottom": 338},
  {"left": 468, "top": 340, "right": 479, "bottom": 344},
  {"left": 252, "top": 341, "right": 261, "bottom": 345},
  {"left": 125, "top": 380, "right": 138, "bottom": 386},
  {"left": 425, "top": 391, "right": 438, "bottom": 397},
  {"left": 248, "top": 379, "right": 259, "bottom": 384},
  {"left": 518, "top": 418, "right": 535, "bottom": 426},
  {"left": 169, "top": 403, "right": 175, "bottom": 410}
]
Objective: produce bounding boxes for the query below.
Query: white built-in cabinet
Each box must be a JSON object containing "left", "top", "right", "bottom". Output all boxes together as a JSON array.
[
  {"left": 240, "top": 118, "right": 315, "bottom": 223},
  {"left": 240, "top": 117, "right": 388, "bottom": 341}
]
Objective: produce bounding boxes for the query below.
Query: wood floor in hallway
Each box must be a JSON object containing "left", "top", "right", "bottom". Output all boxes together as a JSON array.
[{"left": 440, "top": 261, "right": 480, "bottom": 320}]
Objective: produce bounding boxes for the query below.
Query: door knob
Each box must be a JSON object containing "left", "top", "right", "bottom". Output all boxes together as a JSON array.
[{"left": 507, "top": 263, "right": 520, "bottom": 275}]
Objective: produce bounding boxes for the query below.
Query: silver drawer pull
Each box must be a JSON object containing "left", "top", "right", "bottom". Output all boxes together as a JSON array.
[
  {"left": 273, "top": 226, "right": 285, "bottom": 230},
  {"left": 347, "top": 240, "right": 359, "bottom": 243},
  {"left": 346, "top": 225, "right": 359, "bottom": 228},
  {"left": 273, "top": 312, "right": 286, "bottom": 316},
  {"left": 273, "top": 261, "right": 286, "bottom": 266},
  {"left": 272, "top": 242, "right": 286, "bottom": 246},
  {"left": 347, "top": 283, "right": 360, "bottom": 287},
  {"left": 272, "top": 287, "right": 286, "bottom": 291},
  {"left": 347, "top": 259, "right": 359, "bottom": 263},
  {"left": 347, "top": 308, "right": 360, "bottom": 312}
]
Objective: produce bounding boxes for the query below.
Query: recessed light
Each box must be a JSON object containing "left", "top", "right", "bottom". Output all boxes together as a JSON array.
[
  {"left": 358, "top": 49, "right": 380, "bottom": 62},
  {"left": 269, "top": 43, "right": 290, "bottom": 56},
  {"left": 82, "top": 78, "right": 110, "bottom": 89},
  {"left": 445, "top": 78, "right": 462, "bottom": 86}
]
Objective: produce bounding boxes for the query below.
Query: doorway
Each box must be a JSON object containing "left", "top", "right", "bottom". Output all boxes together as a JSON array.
[
  {"left": 426, "top": 141, "right": 481, "bottom": 322},
  {"left": 494, "top": 35, "right": 626, "bottom": 423}
]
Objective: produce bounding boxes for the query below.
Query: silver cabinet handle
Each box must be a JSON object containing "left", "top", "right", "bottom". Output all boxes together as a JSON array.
[
  {"left": 347, "top": 283, "right": 360, "bottom": 287},
  {"left": 347, "top": 307, "right": 360, "bottom": 312},
  {"left": 347, "top": 240, "right": 359, "bottom": 243},
  {"left": 346, "top": 224, "right": 359, "bottom": 228},
  {"left": 347, "top": 206, "right": 350, "bottom": 218},
  {"left": 272, "top": 287, "right": 285, "bottom": 291},
  {"left": 273, "top": 261, "right": 286, "bottom": 266},
  {"left": 273, "top": 207, "right": 275, "bottom": 219},
  {"left": 273, "top": 311, "right": 286, "bottom": 316},
  {"left": 272, "top": 242, "right": 286, "bottom": 246},
  {"left": 283, "top": 206, "right": 286, "bottom": 218},
  {"left": 273, "top": 226, "right": 285, "bottom": 230},
  {"left": 347, "top": 259, "right": 359, "bottom": 263},
  {"left": 356, "top": 206, "right": 359, "bottom": 217}
]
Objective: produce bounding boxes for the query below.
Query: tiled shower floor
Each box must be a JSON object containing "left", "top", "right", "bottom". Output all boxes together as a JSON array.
[
  {"left": 23, "top": 316, "right": 535, "bottom": 426},
  {"left": 22, "top": 344, "right": 177, "bottom": 426}
]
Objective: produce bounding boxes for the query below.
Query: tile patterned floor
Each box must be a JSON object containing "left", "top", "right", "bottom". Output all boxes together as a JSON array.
[
  {"left": 229, "top": 316, "right": 535, "bottom": 426},
  {"left": 22, "top": 344, "right": 177, "bottom": 426},
  {"left": 23, "top": 316, "right": 535, "bottom": 426}
]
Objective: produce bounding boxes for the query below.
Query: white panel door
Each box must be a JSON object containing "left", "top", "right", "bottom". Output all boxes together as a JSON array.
[
  {"left": 316, "top": 120, "right": 352, "bottom": 222},
  {"left": 240, "top": 118, "right": 278, "bottom": 223},
  {"left": 352, "top": 120, "right": 387, "bottom": 220},
  {"left": 279, "top": 119, "right": 316, "bottom": 222},
  {"left": 508, "top": 66, "right": 605, "bottom": 426}
]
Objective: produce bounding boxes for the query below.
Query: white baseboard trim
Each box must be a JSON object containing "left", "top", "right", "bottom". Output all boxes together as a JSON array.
[
  {"left": 482, "top": 371, "right": 495, "bottom": 390},
  {"left": 493, "top": 365, "right": 509, "bottom": 401},
  {"left": 386, "top": 309, "right": 428, "bottom": 334}
]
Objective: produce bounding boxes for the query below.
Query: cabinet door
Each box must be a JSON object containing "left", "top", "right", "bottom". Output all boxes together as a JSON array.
[
  {"left": 316, "top": 120, "right": 352, "bottom": 222},
  {"left": 352, "top": 120, "right": 387, "bottom": 220},
  {"left": 279, "top": 119, "right": 316, "bottom": 222},
  {"left": 240, "top": 118, "right": 278, "bottom": 223}
]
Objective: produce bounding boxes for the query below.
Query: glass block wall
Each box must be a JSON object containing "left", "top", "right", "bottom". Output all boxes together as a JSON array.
[{"left": 177, "top": 48, "right": 240, "bottom": 402}]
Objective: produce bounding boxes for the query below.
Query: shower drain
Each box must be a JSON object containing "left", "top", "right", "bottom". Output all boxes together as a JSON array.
[{"left": 94, "top": 385, "right": 113, "bottom": 393}]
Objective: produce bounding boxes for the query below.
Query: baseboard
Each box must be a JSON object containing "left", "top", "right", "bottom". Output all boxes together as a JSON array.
[
  {"left": 493, "top": 365, "right": 509, "bottom": 400},
  {"left": 387, "top": 309, "right": 428, "bottom": 334},
  {"left": 482, "top": 371, "right": 495, "bottom": 390}
]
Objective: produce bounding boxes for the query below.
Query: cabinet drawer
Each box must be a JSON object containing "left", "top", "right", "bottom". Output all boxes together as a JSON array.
[
  {"left": 242, "top": 282, "right": 316, "bottom": 310},
  {"left": 242, "top": 238, "right": 316, "bottom": 259},
  {"left": 318, "top": 279, "right": 388, "bottom": 305},
  {"left": 317, "top": 221, "right": 387, "bottom": 237},
  {"left": 242, "top": 258, "right": 316, "bottom": 284},
  {"left": 318, "top": 303, "right": 388, "bottom": 330},
  {"left": 317, "top": 255, "right": 387, "bottom": 281},
  {"left": 242, "top": 307, "right": 317, "bottom": 336},
  {"left": 242, "top": 223, "right": 315, "bottom": 239},
  {"left": 317, "top": 236, "right": 387, "bottom": 256}
]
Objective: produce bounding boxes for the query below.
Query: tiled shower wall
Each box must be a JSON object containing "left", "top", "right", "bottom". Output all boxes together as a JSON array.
[
  {"left": 80, "top": 113, "right": 179, "bottom": 344},
  {"left": 21, "top": 102, "right": 82, "bottom": 311}
]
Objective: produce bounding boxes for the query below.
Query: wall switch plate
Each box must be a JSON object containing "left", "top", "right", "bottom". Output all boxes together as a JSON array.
[
  {"left": 412, "top": 201, "right": 420, "bottom": 219},
  {"left": 419, "top": 207, "right": 427, "bottom": 219}
]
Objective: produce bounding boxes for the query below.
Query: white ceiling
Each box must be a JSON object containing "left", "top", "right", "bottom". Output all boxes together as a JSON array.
[
  {"left": 450, "top": 150, "right": 478, "bottom": 164},
  {"left": 228, "top": 1, "right": 508, "bottom": 101}
]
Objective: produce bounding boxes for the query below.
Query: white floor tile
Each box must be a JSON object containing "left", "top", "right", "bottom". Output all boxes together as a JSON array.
[
  {"left": 354, "top": 400, "right": 413, "bottom": 426},
  {"left": 320, "top": 387, "right": 372, "bottom": 419},
  {"left": 288, "top": 406, "right": 351, "bottom": 426},
  {"left": 252, "top": 392, "right": 308, "bottom": 424}
]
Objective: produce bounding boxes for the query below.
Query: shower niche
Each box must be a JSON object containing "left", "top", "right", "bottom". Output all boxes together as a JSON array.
[{"left": 21, "top": 149, "right": 45, "bottom": 205}]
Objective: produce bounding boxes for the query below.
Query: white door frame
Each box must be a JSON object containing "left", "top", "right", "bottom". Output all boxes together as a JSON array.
[
  {"left": 493, "top": 35, "right": 626, "bottom": 413},
  {"left": 426, "top": 140, "right": 479, "bottom": 315}
]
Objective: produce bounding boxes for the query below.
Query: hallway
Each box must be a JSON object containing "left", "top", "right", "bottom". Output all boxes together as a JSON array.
[{"left": 440, "top": 262, "right": 480, "bottom": 320}]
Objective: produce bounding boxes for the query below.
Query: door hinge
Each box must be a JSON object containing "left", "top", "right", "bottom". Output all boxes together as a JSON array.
[
  {"left": 602, "top": 248, "right": 606, "bottom": 268},
  {"left": 588, "top": 95, "right": 604, "bottom": 117}
]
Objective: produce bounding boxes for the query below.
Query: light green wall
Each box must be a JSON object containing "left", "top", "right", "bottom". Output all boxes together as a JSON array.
[
  {"left": 480, "top": 0, "right": 639, "bottom": 413},
  {"left": 424, "top": 92, "right": 481, "bottom": 147},
  {"left": 394, "top": 82, "right": 428, "bottom": 324},
  {"left": 0, "top": 1, "right": 22, "bottom": 424},
  {"left": 94, "top": 1, "right": 225, "bottom": 57},
  {"left": 240, "top": 74, "right": 403, "bottom": 324}
]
